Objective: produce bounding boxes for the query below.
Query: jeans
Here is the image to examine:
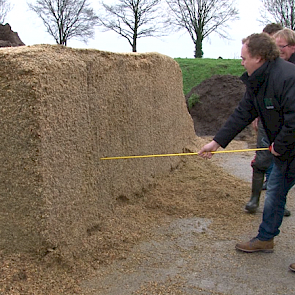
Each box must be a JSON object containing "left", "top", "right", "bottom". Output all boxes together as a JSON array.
[
  {"left": 265, "top": 161, "right": 274, "bottom": 182},
  {"left": 257, "top": 162, "right": 295, "bottom": 240}
]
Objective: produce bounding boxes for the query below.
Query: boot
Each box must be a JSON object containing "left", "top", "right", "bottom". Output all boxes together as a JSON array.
[
  {"left": 236, "top": 237, "right": 274, "bottom": 253},
  {"left": 245, "top": 171, "right": 264, "bottom": 213}
]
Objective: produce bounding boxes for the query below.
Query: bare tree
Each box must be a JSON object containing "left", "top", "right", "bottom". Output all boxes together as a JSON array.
[
  {"left": 28, "top": 0, "right": 98, "bottom": 46},
  {"left": 259, "top": 0, "right": 295, "bottom": 29},
  {"left": 97, "top": 0, "right": 167, "bottom": 52},
  {"left": 166, "top": 0, "right": 239, "bottom": 58},
  {"left": 0, "top": 0, "right": 11, "bottom": 24}
]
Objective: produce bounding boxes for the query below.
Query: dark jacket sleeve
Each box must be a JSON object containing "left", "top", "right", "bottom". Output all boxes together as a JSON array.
[
  {"left": 273, "top": 76, "right": 295, "bottom": 156},
  {"left": 213, "top": 92, "right": 258, "bottom": 148}
]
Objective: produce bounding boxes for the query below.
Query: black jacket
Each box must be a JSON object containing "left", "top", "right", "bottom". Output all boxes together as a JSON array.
[
  {"left": 213, "top": 57, "right": 295, "bottom": 162},
  {"left": 288, "top": 52, "right": 295, "bottom": 64}
]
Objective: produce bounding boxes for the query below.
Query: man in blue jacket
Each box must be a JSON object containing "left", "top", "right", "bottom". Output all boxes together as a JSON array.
[{"left": 198, "top": 33, "right": 295, "bottom": 272}]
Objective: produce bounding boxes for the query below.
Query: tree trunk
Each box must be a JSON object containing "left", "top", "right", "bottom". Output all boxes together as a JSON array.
[
  {"left": 132, "top": 41, "right": 137, "bottom": 52},
  {"left": 132, "top": 29, "right": 137, "bottom": 52},
  {"left": 194, "top": 39, "right": 203, "bottom": 58},
  {"left": 194, "top": 28, "right": 204, "bottom": 58}
]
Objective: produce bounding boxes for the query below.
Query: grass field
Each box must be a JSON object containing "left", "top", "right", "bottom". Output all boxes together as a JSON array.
[{"left": 175, "top": 58, "right": 245, "bottom": 96}]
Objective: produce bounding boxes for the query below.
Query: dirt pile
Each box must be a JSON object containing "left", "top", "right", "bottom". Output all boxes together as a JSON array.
[
  {"left": 186, "top": 74, "right": 255, "bottom": 142},
  {"left": 0, "top": 23, "right": 25, "bottom": 47}
]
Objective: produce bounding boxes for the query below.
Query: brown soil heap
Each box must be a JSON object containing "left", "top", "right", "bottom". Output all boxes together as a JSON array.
[
  {"left": 0, "top": 23, "right": 25, "bottom": 47},
  {"left": 187, "top": 74, "right": 254, "bottom": 141}
]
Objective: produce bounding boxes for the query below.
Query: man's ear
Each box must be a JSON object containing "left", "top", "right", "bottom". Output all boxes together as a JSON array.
[{"left": 255, "top": 55, "right": 264, "bottom": 64}]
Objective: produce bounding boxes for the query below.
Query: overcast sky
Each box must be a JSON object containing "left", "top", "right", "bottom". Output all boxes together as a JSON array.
[{"left": 5, "top": 0, "right": 265, "bottom": 59}]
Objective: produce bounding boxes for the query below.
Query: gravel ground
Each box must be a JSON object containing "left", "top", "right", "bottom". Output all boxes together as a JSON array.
[{"left": 80, "top": 141, "right": 295, "bottom": 295}]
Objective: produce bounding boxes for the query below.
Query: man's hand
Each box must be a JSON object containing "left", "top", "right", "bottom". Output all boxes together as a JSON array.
[
  {"left": 269, "top": 142, "right": 281, "bottom": 156},
  {"left": 198, "top": 140, "right": 221, "bottom": 159},
  {"left": 252, "top": 118, "right": 259, "bottom": 132}
]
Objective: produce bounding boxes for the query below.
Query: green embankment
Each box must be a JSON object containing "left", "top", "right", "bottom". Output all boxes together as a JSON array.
[{"left": 175, "top": 58, "right": 245, "bottom": 96}]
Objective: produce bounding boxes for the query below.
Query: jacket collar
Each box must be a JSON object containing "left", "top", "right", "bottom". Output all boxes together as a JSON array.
[{"left": 240, "top": 59, "right": 275, "bottom": 95}]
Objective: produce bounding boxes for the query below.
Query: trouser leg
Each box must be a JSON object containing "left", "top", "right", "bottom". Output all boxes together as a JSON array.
[
  {"left": 265, "top": 161, "right": 274, "bottom": 182},
  {"left": 257, "top": 163, "right": 295, "bottom": 240}
]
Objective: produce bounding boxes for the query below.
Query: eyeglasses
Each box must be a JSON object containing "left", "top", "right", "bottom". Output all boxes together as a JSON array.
[{"left": 278, "top": 44, "right": 289, "bottom": 49}]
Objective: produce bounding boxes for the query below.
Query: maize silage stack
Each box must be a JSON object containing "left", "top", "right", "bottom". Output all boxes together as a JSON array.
[{"left": 0, "top": 45, "right": 196, "bottom": 257}]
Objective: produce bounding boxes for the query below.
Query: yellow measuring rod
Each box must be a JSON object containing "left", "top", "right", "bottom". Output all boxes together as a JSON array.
[{"left": 100, "top": 147, "right": 269, "bottom": 160}]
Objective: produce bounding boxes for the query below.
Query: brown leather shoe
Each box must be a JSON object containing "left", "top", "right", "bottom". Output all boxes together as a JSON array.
[
  {"left": 235, "top": 237, "right": 274, "bottom": 253},
  {"left": 289, "top": 263, "right": 295, "bottom": 272}
]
